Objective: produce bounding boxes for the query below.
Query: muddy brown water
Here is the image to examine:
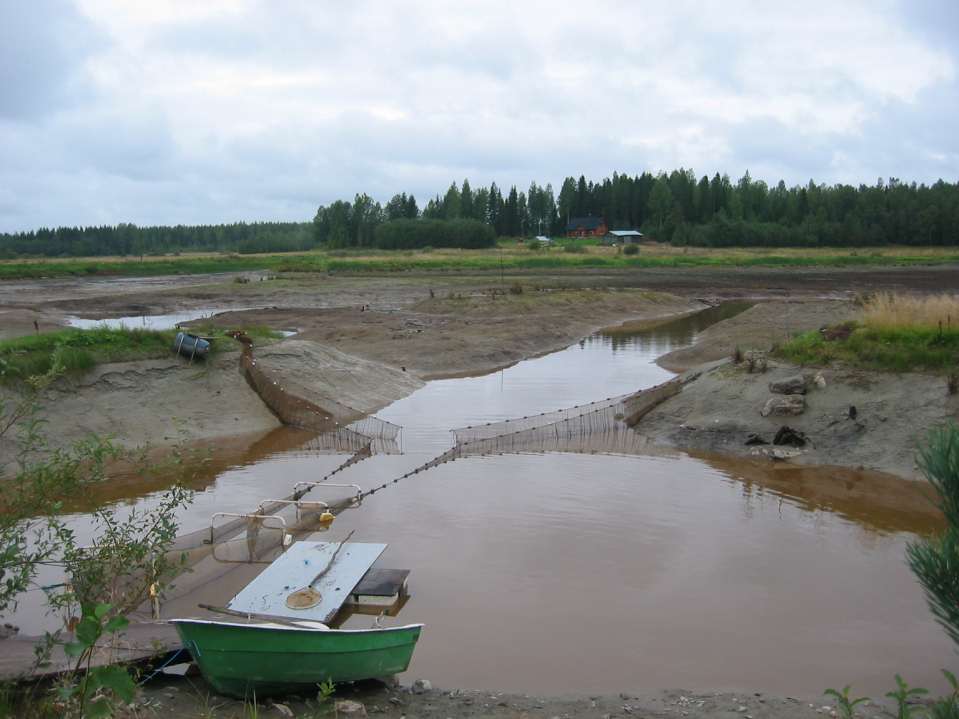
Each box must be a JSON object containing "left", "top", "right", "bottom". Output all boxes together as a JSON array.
[{"left": 11, "top": 303, "right": 954, "bottom": 696}]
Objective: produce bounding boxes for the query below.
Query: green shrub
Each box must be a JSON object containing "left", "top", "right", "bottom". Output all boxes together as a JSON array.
[
  {"left": 623, "top": 244, "right": 639, "bottom": 255},
  {"left": 907, "top": 425, "right": 959, "bottom": 647},
  {"left": 373, "top": 218, "right": 495, "bottom": 250}
]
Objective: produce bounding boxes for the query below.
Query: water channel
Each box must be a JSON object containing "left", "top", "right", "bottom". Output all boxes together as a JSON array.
[{"left": 19, "top": 303, "right": 953, "bottom": 695}]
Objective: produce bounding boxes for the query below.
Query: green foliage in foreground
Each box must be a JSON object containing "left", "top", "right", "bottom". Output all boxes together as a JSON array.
[
  {"left": 777, "top": 322, "right": 959, "bottom": 373},
  {"left": 3, "top": 247, "right": 959, "bottom": 280},
  {"left": 822, "top": 672, "right": 957, "bottom": 719},
  {"left": 0, "top": 355, "right": 196, "bottom": 717},
  {"left": 824, "top": 685, "right": 869, "bottom": 719},
  {"left": 908, "top": 425, "right": 959, "bottom": 649},
  {"left": 823, "top": 427, "right": 959, "bottom": 719},
  {"left": 60, "top": 602, "right": 136, "bottom": 718}
]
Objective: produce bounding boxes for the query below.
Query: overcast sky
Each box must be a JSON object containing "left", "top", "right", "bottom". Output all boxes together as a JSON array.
[{"left": 1, "top": 0, "right": 957, "bottom": 231}]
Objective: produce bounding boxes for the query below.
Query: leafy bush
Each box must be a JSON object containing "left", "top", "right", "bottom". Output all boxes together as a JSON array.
[
  {"left": 623, "top": 243, "right": 639, "bottom": 255},
  {"left": 907, "top": 424, "right": 959, "bottom": 647}
]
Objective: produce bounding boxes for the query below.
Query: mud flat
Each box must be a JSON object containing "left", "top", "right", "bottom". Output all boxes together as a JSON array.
[
  {"left": 1, "top": 287, "right": 703, "bottom": 457},
  {"left": 207, "top": 288, "right": 701, "bottom": 378}
]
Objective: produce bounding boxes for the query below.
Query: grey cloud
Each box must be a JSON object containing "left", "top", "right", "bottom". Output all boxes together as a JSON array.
[
  {"left": 0, "top": 1, "right": 957, "bottom": 231},
  {"left": 0, "top": 0, "right": 103, "bottom": 121}
]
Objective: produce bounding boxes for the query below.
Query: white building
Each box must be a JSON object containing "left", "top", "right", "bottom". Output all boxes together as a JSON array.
[{"left": 606, "top": 229, "right": 643, "bottom": 244}]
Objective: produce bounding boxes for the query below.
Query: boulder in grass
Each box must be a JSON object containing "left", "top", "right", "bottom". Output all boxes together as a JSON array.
[{"left": 769, "top": 375, "right": 807, "bottom": 395}]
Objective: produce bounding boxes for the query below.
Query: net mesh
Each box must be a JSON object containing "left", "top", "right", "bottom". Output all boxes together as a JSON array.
[
  {"left": 451, "top": 377, "right": 680, "bottom": 445},
  {"left": 233, "top": 332, "right": 400, "bottom": 441},
  {"left": 451, "top": 393, "right": 634, "bottom": 444},
  {"left": 297, "top": 427, "right": 399, "bottom": 456}
]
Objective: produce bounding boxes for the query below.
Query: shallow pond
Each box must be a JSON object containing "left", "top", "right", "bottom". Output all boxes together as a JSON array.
[
  {"left": 17, "top": 303, "right": 953, "bottom": 695},
  {"left": 66, "top": 308, "right": 240, "bottom": 331}
]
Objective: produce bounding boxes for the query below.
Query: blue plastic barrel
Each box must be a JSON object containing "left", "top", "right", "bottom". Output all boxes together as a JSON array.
[{"left": 173, "top": 332, "right": 211, "bottom": 359}]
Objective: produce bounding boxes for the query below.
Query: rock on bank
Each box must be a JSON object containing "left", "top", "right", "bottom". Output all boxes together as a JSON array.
[{"left": 640, "top": 358, "right": 958, "bottom": 480}]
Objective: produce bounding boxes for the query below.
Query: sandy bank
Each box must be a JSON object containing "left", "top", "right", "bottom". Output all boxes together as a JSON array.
[
  {"left": 641, "top": 300, "right": 958, "bottom": 480},
  {"left": 0, "top": 341, "right": 420, "bottom": 463},
  {"left": 641, "top": 359, "right": 957, "bottom": 480}
]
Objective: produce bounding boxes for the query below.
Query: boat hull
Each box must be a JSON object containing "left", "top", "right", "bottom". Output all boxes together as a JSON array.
[{"left": 172, "top": 620, "right": 422, "bottom": 698}]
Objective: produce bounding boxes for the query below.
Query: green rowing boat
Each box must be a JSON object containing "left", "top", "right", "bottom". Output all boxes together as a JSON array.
[{"left": 172, "top": 619, "right": 423, "bottom": 698}]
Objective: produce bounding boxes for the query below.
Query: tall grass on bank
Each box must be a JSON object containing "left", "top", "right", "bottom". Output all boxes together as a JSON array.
[
  {"left": 0, "top": 328, "right": 176, "bottom": 382},
  {"left": 778, "top": 293, "right": 959, "bottom": 373},
  {"left": 862, "top": 292, "right": 959, "bottom": 332}
]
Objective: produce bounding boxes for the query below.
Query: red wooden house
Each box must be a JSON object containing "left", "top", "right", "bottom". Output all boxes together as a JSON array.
[{"left": 565, "top": 216, "right": 608, "bottom": 238}]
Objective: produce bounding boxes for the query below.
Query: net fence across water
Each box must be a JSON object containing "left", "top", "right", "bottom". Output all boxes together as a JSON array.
[
  {"left": 450, "top": 378, "right": 681, "bottom": 445},
  {"left": 451, "top": 393, "right": 635, "bottom": 444},
  {"left": 153, "top": 344, "right": 685, "bottom": 618},
  {"left": 297, "top": 427, "right": 399, "bottom": 456}
]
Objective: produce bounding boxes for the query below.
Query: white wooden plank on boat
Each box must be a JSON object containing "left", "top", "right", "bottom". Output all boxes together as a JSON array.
[{"left": 227, "top": 541, "right": 386, "bottom": 623}]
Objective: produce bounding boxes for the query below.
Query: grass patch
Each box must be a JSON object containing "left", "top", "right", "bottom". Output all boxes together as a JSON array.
[
  {"left": 778, "top": 323, "right": 959, "bottom": 373},
  {"left": 778, "top": 293, "right": 959, "bottom": 374},
  {"left": 3, "top": 245, "right": 959, "bottom": 280},
  {"left": 0, "top": 325, "right": 282, "bottom": 384},
  {"left": 0, "top": 327, "right": 176, "bottom": 382},
  {"left": 185, "top": 323, "right": 283, "bottom": 343}
]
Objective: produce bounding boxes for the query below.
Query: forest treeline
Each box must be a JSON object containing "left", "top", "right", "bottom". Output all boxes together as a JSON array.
[
  {"left": 0, "top": 221, "right": 315, "bottom": 258},
  {"left": 2, "top": 170, "right": 957, "bottom": 257}
]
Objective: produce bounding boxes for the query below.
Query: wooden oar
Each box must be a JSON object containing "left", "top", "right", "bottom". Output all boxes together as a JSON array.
[{"left": 197, "top": 603, "right": 325, "bottom": 629}]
